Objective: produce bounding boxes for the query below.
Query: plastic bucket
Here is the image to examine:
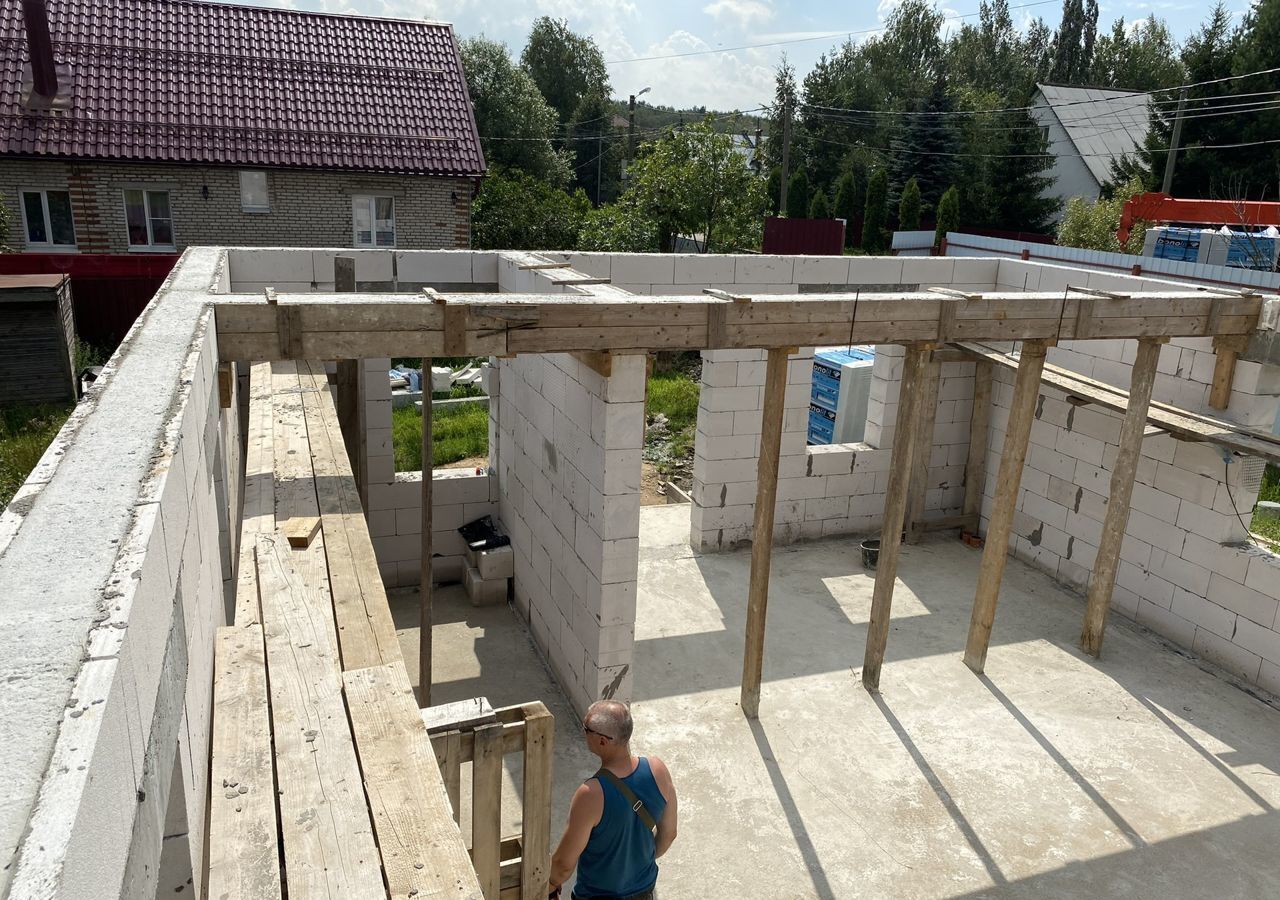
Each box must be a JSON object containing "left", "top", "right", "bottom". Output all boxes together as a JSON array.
[{"left": 860, "top": 539, "right": 880, "bottom": 570}]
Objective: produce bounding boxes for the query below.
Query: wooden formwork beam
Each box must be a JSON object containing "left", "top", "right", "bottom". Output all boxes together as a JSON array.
[
  {"left": 862, "top": 344, "right": 933, "bottom": 691},
  {"left": 963, "top": 341, "right": 1050, "bottom": 673},
  {"left": 740, "top": 347, "right": 791, "bottom": 718},
  {"left": 1080, "top": 338, "right": 1166, "bottom": 657}
]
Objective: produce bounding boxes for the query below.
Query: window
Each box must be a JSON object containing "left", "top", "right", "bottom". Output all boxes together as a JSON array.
[
  {"left": 352, "top": 195, "right": 395, "bottom": 248},
  {"left": 21, "top": 189, "right": 75, "bottom": 248},
  {"left": 240, "top": 170, "right": 270, "bottom": 212},
  {"left": 124, "top": 189, "right": 175, "bottom": 249}
]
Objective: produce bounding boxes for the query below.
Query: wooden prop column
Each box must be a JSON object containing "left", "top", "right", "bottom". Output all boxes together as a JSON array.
[
  {"left": 963, "top": 340, "right": 1049, "bottom": 673},
  {"left": 1080, "top": 337, "right": 1166, "bottom": 656},
  {"left": 862, "top": 344, "right": 932, "bottom": 691},
  {"left": 740, "top": 347, "right": 791, "bottom": 718}
]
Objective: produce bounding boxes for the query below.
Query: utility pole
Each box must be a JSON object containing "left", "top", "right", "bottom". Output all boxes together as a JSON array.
[
  {"left": 596, "top": 133, "right": 603, "bottom": 205},
  {"left": 628, "top": 94, "right": 637, "bottom": 161},
  {"left": 778, "top": 98, "right": 792, "bottom": 215},
  {"left": 1161, "top": 87, "right": 1189, "bottom": 195},
  {"left": 752, "top": 126, "right": 763, "bottom": 174}
]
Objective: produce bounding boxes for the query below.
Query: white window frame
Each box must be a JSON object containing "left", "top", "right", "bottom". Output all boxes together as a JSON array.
[
  {"left": 122, "top": 188, "right": 176, "bottom": 251},
  {"left": 19, "top": 188, "right": 77, "bottom": 251},
  {"left": 239, "top": 170, "right": 270, "bottom": 213},
  {"left": 351, "top": 195, "right": 396, "bottom": 248}
]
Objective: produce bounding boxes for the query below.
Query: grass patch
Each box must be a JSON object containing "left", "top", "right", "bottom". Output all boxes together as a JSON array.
[
  {"left": 1252, "top": 462, "right": 1280, "bottom": 553},
  {"left": 393, "top": 401, "right": 489, "bottom": 471},
  {"left": 1, "top": 403, "right": 74, "bottom": 511},
  {"left": 644, "top": 367, "right": 700, "bottom": 481}
]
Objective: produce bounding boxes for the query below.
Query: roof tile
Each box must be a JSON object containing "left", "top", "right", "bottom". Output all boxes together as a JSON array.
[{"left": 0, "top": 0, "right": 486, "bottom": 176}]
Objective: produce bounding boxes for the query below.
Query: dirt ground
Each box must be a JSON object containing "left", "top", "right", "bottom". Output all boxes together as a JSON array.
[
  {"left": 641, "top": 461, "right": 668, "bottom": 506},
  {"left": 439, "top": 455, "right": 488, "bottom": 472}
]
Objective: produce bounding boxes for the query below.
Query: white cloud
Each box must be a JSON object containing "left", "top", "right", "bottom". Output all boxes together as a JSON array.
[
  {"left": 603, "top": 28, "right": 775, "bottom": 109},
  {"left": 703, "top": 0, "right": 774, "bottom": 27}
]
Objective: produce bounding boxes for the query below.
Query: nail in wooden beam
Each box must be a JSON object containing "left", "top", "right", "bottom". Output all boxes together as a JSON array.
[
  {"left": 862, "top": 344, "right": 931, "bottom": 691},
  {"left": 1080, "top": 337, "right": 1166, "bottom": 657},
  {"left": 963, "top": 340, "right": 1050, "bottom": 673},
  {"left": 961, "top": 360, "right": 994, "bottom": 527},
  {"left": 905, "top": 354, "right": 941, "bottom": 543},
  {"left": 740, "top": 347, "right": 790, "bottom": 718},
  {"left": 420, "top": 350, "right": 435, "bottom": 706}
]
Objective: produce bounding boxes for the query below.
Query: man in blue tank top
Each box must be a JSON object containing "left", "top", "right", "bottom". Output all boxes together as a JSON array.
[{"left": 549, "top": 700, "right": 678, "bottom": 900}]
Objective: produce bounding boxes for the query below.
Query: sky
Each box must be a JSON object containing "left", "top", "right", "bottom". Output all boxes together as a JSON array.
[{"left": 249, "top": 0, "right": 1261, "bottom": 110}]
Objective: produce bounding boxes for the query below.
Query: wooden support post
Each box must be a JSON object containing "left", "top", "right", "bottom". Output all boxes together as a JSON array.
[
  {"left": 1080, "top": 338, "right": 1165, "bottom": 657},
  {"left": 520, "top": 708, "right": 554, "bottom": 900},
  {"left": 905, "top": 354, "right": 941, "bottom": 543},
  {"left": 740, "top": 347, "right": 790, "bottom": 718},
  {"left": 962, "top": 360, "right": 994, "bottom": 527},
  {"left": 471, "top": 722, "right": 503, "bottom": 900},
  {"left": 963, "top": 341, "right": 1049, "bottom": 673},
  {"left": 334, "top": 256, "right": 365, "bottom": 503},
  {"left": 420, "top": 353, "right": 434, "bottom": 706},
  {"left": 1209, "top": 335, "right": 1248, "bottom": 410},
  {"left": 862, "top": 345, "right": 931, "bottom": 691}
]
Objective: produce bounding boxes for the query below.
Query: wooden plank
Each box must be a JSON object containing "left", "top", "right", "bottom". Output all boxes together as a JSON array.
[
  {"left": 255, "top": 533, "right": 384, "bottom": 900},
  {"left": 740, "top": 347, "right": 790, "bottom": 718},
  {"left": 442, "top": 730, "right": 462, "bottom": 825},
  {"left": 1080, "top": 338, "right": 1164, "bottom": 657},
  {"left": 234, "top": 362, "right": 275, "bottom": 626},
  {"left": 963, "top": 341, "right": 1050, "bottom": 674},
  {"left": 218, "top": 362, "right": 234, "bottom": 409},
  {"left": 905, "top": 355, "right": 941, "bottom": 544},
  {"left": 472, "top": 722, "right": 504, "bottom": 900},
  {"left": 343, "top": 662, "right": 485, "bottom": 900},
  {"left": 421, "top": 354, "right": 435, "bottom": 706},
  {"left": 957, "top": 342, "right": 1280, "bottom": 465},
  {"left": 283, "top": 515, "right": 321, "bottom": 548},
  {"left": 421, "top": 697, "right": 497, "bottom": 734},
  {"left": 296, "top": 362, "right": 403, "bottom": 671},
  {"left": 520, "top": 708, "right": 554, "bottom": 900},
  {"left": 429, "top": 715, "right": 529, "bottom": 763},
  {"left": 861, "top": 345, "right": 931, "bottom": 691},
  {"left": 962, "top": 360, "right": 993, "bottom": 524},
  {"left": 206, "top": 624, "right": 282, "bottom": 900}
]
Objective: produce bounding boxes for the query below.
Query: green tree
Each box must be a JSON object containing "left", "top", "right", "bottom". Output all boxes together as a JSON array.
[
  {"left": 1222, "top": 0, "right": 1280, "bottom": 196},
  {"left": 833, "top": 169, "right": 864, "bottom": 246},
  {"left": 762, "top": 57, "right": 799, "bottom": 176},
  {"left": 934, "top": 184, "right": 960, "bottom": 250},
  {"left": 621, "top": 119, "right": 768, "bottom": 252},
  {"left": 1050, "top": 0, "right": 1100, "bottom": 84},
  {"left": 899, "top": 177, "right": 922, "bottom": 230},
  {"left": 890, "top": 74, "right": 957, "bottom": 211},
  {"left": 985, "top": 107, "right": 1060, "bottom": 232},
  {"left": 1089, "top": 16, "right": 1184, "bottom": 90},
  {"left": 519, "top": 17, "right": 610, "bottom": 125},
  {"left": 809, "top": 189, "right": 831, "bottom": 219},
  {"left": 946, "top": 0, "right": 1039, "bottom": 99},
  {"left": 471, "top": 169, "right": 590, "bottom": 250},
  {"left": 578, "top": 202, "right": 660, "bottom": 252},
  {"left": 862, "top": 168, "right": 889, "bottom": 252},
  {"left": 785, "top": 171, "right": 810, "bottom": 219},
  {"left": 1056, "top": 176, "right": 1147, "bottom": 253},
  {"left": 569, "top": 91, "right": 622, "bottom": 204},
  {"left": 765, "top": 168, "right": 783, "bottom": 215},
  {"left": 461, "top": 37, "right": 571, "bottom": 186}
]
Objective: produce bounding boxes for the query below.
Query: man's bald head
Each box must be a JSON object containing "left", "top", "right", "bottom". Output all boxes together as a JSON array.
[{"left": 584, "top": 700, "right": 633, "bottom": 743}]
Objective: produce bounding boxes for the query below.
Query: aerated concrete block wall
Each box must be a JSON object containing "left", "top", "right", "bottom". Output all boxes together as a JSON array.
[
  {"left": 688, "top": 255, "right": 999, "bottom": 550},
  {"left": 978, "top": 258, "right": 1280, "bottom": 694},
  {"left": 0, "top": 248, "right": 238, "bottom": 899},
  {"left": 492, "top": 254, "right": 645, "bottom": 714}
]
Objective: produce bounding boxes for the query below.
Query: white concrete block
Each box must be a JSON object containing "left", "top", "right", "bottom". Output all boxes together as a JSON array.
[
  {"left": 611, "top": 253, "right": 674, "bottom": 285},
  {"left": 1207, "top": 572, "right": 1279, "bottom": 627},
  {"left": 1136, "top": 597, "right": 1196, "bottom": 647},
  {"left": 1192, "top": 627, "right": 1262, "bottom": 681},
  {"left": 793, "top": 256, "right": 851, "bottom": 284},
  {"left": 1244, "top": 554, "right": 1280, "bottom": 602},
  {"left": 674, "top": 254, "right": 736, "bottom": 284},
  {"left": 735, "top": 255, "right": 794, "bottom": 284}
]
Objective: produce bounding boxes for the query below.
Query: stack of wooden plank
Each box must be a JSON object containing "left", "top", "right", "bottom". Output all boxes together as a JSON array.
[{"left": 207, "top": 361, "right": 484, "bottom": 900}]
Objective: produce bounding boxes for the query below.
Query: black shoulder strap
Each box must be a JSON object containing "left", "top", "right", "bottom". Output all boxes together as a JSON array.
[{"left": 594, "top": 767, "right": 657, "bottom": 833}]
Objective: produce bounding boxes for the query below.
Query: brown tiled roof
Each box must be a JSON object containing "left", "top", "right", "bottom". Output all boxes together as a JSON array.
[{"left": 0, "top": 0, "right": 486, "bottom": 176}]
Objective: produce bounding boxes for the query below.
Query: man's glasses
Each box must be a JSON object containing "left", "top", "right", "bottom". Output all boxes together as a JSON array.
[{"left": 583, "top": 725, "right": 613, "bottom": 741}]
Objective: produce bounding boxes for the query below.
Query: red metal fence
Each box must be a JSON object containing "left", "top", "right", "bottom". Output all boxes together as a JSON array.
[
  {"left": 762, "top": 217, "right": 846, "bottom": 255},
  {"left": 0, "top": 252, "right": 177, "bottom": 351}
]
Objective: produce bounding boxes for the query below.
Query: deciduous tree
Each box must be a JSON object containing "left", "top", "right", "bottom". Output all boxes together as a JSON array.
[{"left": 520, "top": 18, "right": 610, "bottom": 125}]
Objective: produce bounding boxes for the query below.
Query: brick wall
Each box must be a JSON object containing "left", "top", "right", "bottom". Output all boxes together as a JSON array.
[{"left": 0, "top": 159, "right": 474, "bottom": 253}]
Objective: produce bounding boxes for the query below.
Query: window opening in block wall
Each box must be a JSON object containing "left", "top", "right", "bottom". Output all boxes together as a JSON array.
[
  {"left": 391, "top": 356, "right": 490, "bottom": 473},
  {"left": 644, "top": 351, "right": 701, "bottom": 506},
  {"left": 807, "top": 345, "right": 876, "bottom": 447}
]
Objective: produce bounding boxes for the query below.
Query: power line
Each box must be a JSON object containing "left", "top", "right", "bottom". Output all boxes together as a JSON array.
[
  {"left": 804, "top": 132, "right": 1280, "bottom": 160},
  {"left": 603, "top": 0, "right": 1060, "bottom": 65}
]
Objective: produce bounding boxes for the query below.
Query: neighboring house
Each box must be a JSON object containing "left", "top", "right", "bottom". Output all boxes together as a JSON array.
[
  {"left": 1030, "top": 83, "right": 1150, "bottom": 220},
  {"left": 0, "top": 0, "right": 485, "bottom": 256}
]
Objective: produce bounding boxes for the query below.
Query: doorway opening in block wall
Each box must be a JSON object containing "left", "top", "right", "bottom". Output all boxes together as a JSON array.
[
  {"left": 643, "top": 351, "right": 702, "bottom": 507},
  {"left": 391, "top": 356, "right": 492, "bottom": 474}
]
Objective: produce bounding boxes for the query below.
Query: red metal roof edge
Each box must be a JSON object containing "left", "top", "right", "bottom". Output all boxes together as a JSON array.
[
  {"left": 446, "top": 27, "right": 486, "bottom": 175},
  {"left": 0, "top": 149, "right": 487, "bottom": 179}
]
